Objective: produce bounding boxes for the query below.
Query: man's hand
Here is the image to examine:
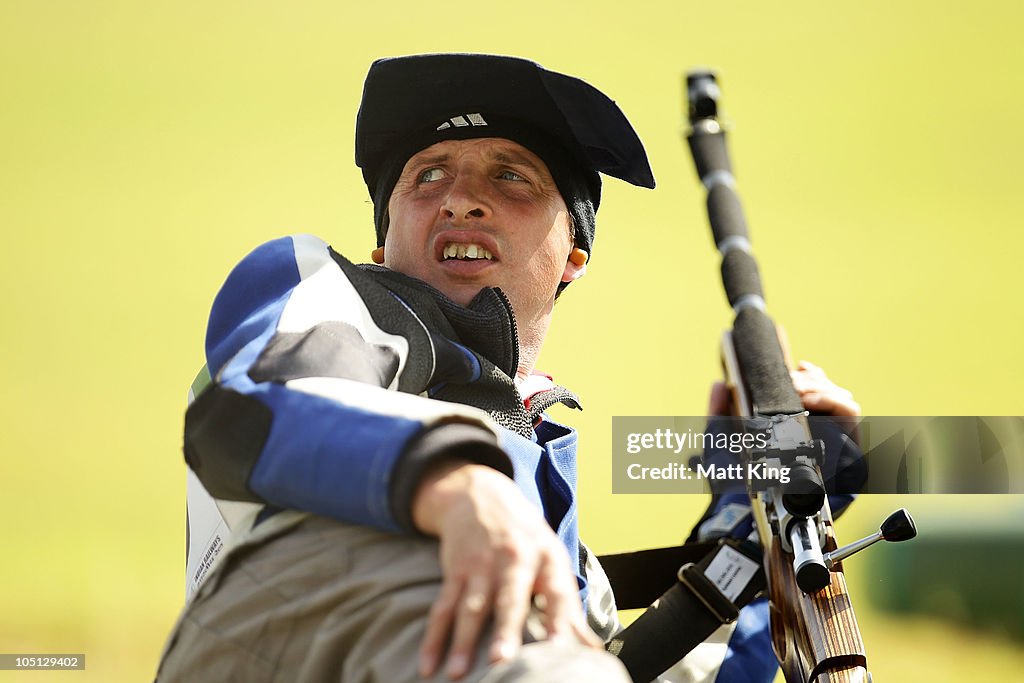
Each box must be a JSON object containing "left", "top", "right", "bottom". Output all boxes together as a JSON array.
[
  {"left": 696, "top": 360, "right": 863, "bottom": 543},
  {"left": 708, "top": 360, "right": 860, "bottom": 418},
  {"left": 412, "top": 460, "right": 601, "bottom": 680},
  {"left": 789, "top": 360, "right": 860, "bottom": 417}
]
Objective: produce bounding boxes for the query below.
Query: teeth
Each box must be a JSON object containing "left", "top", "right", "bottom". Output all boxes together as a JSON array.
[{"left": 442, "top": 242, "right": 493, "bottom": 261}]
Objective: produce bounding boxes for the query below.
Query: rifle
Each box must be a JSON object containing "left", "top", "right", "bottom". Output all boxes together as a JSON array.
[{"left": 684, "top": 70, "right": 917, "bottom": 682}]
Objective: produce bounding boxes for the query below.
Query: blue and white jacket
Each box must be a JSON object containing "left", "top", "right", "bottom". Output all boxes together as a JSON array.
[{"left": 185, "top": 233, "right": 589, "bottom": 598}]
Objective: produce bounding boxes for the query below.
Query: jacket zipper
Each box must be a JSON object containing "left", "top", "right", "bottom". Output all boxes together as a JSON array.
[{"left": 491, "top": 287, "right": 520, "bottom": 378}]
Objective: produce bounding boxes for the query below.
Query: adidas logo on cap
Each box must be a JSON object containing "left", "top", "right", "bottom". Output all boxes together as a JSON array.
[{"left": 436, "top": 113, "right": 488, "bottom": 131}]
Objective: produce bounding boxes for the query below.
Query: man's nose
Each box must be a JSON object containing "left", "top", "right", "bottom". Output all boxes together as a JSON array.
[{"left": 440, "top": 175, "right": 491, "bottom": 222}]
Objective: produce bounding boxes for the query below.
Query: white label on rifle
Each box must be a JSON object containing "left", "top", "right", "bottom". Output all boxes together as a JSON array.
[{"left": 704, "top": 546, "right": 759, "bottom": 602}]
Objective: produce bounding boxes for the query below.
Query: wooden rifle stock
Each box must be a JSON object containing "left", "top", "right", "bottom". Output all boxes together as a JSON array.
[
  {"left": 722, "top": 334, "right": 868, "bottom": 682},
  {"left": 689, "top": 72, "right": 870, "bottom": 682}
]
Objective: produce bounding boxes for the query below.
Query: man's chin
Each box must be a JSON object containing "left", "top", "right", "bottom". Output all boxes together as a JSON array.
[
  {"left": 450, "top": 285, "right": 490, "bottom": 308},
  {"left": 424, "top": 276, "right": 489, "bottom": 307},
  {"left": 406, "top": 266, "right": 498, "bottom": 307}
]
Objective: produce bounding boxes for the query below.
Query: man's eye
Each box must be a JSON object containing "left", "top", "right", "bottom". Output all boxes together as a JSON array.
[
  {"left": 419, "top": 168, "right": 444, "bottom": 183},
  {"left": 499, "top": 170, "right": 526, "bottom": 182}
]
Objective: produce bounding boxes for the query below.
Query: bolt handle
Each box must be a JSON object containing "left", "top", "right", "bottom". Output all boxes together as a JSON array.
[
  {"left": 880, "top": 508, "right": 917, "bottom": 543},
  {"left": 824, "top": 508, "right": 918, "bottom": 569}
]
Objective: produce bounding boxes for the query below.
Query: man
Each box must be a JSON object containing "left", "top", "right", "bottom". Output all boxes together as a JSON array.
[{"left": 157, "top": 54, "right": 860, "bottom": 682}]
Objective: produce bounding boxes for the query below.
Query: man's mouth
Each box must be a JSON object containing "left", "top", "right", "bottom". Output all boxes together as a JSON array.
[{"left": 441, "top": 242, "right": 495, "bottom": 261}]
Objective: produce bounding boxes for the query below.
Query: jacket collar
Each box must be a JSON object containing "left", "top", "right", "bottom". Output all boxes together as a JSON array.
[
  {"left": 360, "top": 264, "right": 519, "bottom": 376},
  {"left": 361, "top": 264, "right": 582, "bottom": 418}
]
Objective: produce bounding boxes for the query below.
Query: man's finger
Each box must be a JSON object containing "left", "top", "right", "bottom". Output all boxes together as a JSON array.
[
  {"left": 487, "top": 563, "right": 534, "bottom": 664},
  {"left": 445, "top": 574, "right": 494, "bottom": 680},
  {"left": 795, "top": 359, "right": 828, "bottom": 380},
  {"left": 531, "top": 553, "right": 590, "bottom": 645},
  {"left": 791, "top": 372, "right": 848, "bottom": 396},
  {"left": 800, "top": 391, "right": 861, "bottom": 417},
  {"left": 420, "top": 578, "right": 463, "bottom": 678}
]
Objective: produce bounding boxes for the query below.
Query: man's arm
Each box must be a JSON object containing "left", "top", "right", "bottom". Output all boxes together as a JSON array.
[
  {"left": 186, "top": 234, "right": 597, "bottom": 679},
  {"left": 186, "top": 233, "right": 512, "bottom": 532}
]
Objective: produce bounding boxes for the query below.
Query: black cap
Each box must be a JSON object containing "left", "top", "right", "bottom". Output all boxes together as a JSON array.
[{"left": 355, "top": 53, "right": 655, "bottom": 258}]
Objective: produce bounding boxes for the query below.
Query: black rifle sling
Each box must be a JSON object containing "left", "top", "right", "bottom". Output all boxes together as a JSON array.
[
  {"left": 600, "top": 541, "right": 766, "bottom": 683},
  {"left": 597, "top": 542, "right": 717, "bottom": 610}
]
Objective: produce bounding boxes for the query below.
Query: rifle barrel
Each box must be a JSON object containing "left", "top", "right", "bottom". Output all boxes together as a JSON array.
[{"left": 685, "top": 72, "right": 803, "bottom": 417}]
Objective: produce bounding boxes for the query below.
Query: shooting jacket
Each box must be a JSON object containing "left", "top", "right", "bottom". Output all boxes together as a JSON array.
[{"left": 184, "top": 233, "right": 594, "bottom": 604}]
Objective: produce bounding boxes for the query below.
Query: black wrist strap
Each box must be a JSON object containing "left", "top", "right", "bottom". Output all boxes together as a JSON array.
[{"left": 606, "top": 540, "right": 765, "bottom": 683}]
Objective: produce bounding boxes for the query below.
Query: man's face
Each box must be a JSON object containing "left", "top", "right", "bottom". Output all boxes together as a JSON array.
[{"left": 385, "top": 138, "right": 584, "bottom": 325}]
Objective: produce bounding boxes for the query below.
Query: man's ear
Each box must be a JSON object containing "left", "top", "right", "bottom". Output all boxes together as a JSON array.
[{"left": 562, "top": 248, "right": 588, "bottom": 283}]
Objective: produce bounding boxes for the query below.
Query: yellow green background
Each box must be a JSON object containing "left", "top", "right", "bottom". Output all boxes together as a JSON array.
[{"left": 2, "top": 1, "right": 1022, "bottom": 681}]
